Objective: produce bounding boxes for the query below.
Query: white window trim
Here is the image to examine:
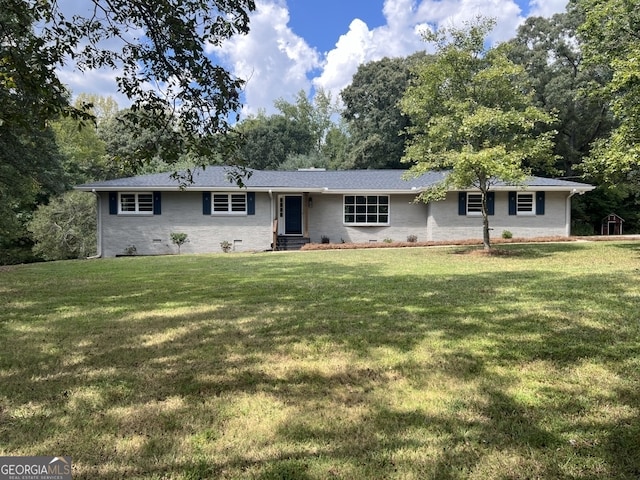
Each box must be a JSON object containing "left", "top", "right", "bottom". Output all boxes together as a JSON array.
[
  {"left": 466, "top": 193, "right": 483, "bottom": 216},
  {"left": 211, "top": 192, "right": 247, "bottom": 215},
  {"left": 343, "top": 194, "right": 390, "bottom": 226},
  {"left": 118, "top": 192, "right": 154, "bottom": 215},
  {"left": 517, "top": 192, "right": 536, "bottom": 216}
]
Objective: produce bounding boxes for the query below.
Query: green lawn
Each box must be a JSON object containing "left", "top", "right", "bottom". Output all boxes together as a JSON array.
[{"left": 1, "top": 242, "right": 639, "bottom": 479}]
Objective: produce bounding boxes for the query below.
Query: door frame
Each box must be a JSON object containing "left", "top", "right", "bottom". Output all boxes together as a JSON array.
[{"left": 278, "top": 194, "right": 304, "bottom": 236}]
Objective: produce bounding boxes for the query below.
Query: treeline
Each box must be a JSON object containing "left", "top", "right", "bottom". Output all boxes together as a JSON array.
[{"left": 1, "top": 0, "right": 638, "bottom": 263}]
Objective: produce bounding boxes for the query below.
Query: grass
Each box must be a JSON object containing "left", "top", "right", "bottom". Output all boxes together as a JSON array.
[{"left": 1, "top": 242, "right": 639, "bottom": 479}]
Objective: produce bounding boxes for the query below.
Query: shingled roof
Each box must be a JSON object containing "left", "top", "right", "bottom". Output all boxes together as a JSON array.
[{"left": 76, "top": 166, "right": 594, "bottom": 193}]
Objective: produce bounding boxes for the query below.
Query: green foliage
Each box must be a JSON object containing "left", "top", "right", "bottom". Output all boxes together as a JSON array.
[
  {"left": 27, "top": 191, "right": 97, "bottom": 261},
  {"left": 341, "top": 54, "right": 426, "bottom": 169},
  {"left": 236, "top": 113, "right": 315, "bottom": 170},
  {"left": 170, "top": 232, "right": 188, "bottom": 254},
  {"left": 1, "top": 0, "right": 256, "bottom": 171},
  {"left": 578, "top": 0, "right": 640, "bottom": 186},
  {"left": 505, "top": 9, "right": 613, "bottom": 178},
  {"left": 402, "top": 18, "right": 557, "bottom": 249},
  {"left": 220, "top": 240, "right": 232, "bottom": 253},
  {"left": 501, "top": 230, "right": 513, "bottom": 239}
]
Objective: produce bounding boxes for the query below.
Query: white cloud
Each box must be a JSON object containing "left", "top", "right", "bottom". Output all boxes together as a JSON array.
[
  {"left": 528, "top": 0, "right": 568, "bottom": 18},
  {"left": 212, "top": 0, "right": 320, "bottom": 116}
]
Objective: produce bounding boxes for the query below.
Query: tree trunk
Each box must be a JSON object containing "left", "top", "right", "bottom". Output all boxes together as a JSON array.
[{"left": 481, "top": 188, "right": 491, "bottom": 251}]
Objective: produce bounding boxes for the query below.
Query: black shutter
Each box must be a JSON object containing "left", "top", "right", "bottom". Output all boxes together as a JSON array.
[
  {"left": 247, "top": 192, "right": 255, "bottom": 215},
  {"left": 458, "top": 192, "right": 467, "bottom": 215},
  {"left": 153, "top": 192, "right": 161, "bottom": 215},
  {"left": 487, "top": 192, "right": 495, "bottom": 216},
  {"left": 203, "top": 192, "right": 211, "bottom": 215},
  {"left": 508, "top": 192, "right": 517, "bottom": 215},
  {"left": 536, "top": 191, "right": 545, "bottom": 215},
  {"left": 109, "top": 192, "right": 118, "bottom": 215}
]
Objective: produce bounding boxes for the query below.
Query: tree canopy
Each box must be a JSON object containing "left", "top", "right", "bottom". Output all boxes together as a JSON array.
[
  {"left": 577, "top": 0, "right": 640, "bottom": 186},
  {"left": 1, "top": 0, "right": 256, "bottom": 164},
  {"left": 401, "top": 18, "right": 557, "bottom": 249}
]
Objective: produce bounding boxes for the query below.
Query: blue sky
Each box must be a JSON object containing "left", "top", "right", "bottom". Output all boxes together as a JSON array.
[{"left": 60, "top": 0, "right": 569, "bottom": 116}]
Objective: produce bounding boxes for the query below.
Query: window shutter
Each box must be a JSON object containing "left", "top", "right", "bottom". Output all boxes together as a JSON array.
[
  {"left": 508, "top": 192, "right": 517, "bottom": 215},
  {"left": 536, "top": 191, "right": 545, "bottom": 215},
  {"left": 202, "top": 192, "right": 211, "bottom": 215},
  {"left": 458, "top": 192, "right": 467, "bottom": 215},
  {"left": 487, "top": 192, "right": 495, "bottom": 216},
  {"left": 247, "top": 192, "right": 255, "bottom": 215},
  {"left": 153, "top": 192, "right": 161, "bottom": 215},
  {"left": 109, "top": 192, "right": 118, "bottom": 215}
]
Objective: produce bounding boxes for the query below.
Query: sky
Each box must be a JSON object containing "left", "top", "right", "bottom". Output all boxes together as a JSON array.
[{"left": 59, "top": 0, "right": 569, "bottom": 118}]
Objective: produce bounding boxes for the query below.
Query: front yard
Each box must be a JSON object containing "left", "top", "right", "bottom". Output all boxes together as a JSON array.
[{"left": 1, "top": 242, "right": 639, "bottom": 479}]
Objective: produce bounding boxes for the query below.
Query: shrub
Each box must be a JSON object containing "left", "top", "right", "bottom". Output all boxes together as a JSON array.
[
  {"left": 170, "top": 232, "right": 188, "bottom": 254},
  {"left": 321, "top": 235, "right": 330, "bottom": 244},
  {"left": 220, "top": 240, "right": 232, "bottom": 253},
  {"left": 383, "top": 238, "right": 393, "bottom": 243},
  {"left": 502, "top": 230, "right": 513, "bottom": 239},
  {"left": 407, "top": 234, "right": 418, "bottom": 243}
]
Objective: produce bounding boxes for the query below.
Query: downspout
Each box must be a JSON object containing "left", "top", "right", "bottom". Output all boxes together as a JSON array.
[
  {"left": 566, "top": 189, "right": 577, "bottom": 237},
  {"left": 269, "top": 189, "right": 275, "bottom": 251},
  {"left": 87, "top": 189, "right": 102, "bottom": 258}
]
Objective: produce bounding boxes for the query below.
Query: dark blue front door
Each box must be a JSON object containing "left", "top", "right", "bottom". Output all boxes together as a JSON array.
[{"left": 285, "top": 196, "right": 302, "bottom": 235}]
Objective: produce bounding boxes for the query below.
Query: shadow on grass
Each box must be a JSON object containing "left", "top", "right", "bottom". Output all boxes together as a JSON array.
[{"left": 1, "top": 249, "right": 639, "bottom": 479}]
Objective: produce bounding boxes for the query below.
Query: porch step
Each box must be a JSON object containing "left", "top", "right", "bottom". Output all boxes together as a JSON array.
[{"left": 276, "top": 236, "right": 310, "bottom": 251}]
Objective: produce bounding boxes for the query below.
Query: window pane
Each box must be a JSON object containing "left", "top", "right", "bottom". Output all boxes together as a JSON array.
[
  {"left": 120, "top": 194, "right": 136, "bottom": 212},
  {"left": 356, "top": 196, "right": 366, "bottom": 204},
  {"left": 379, "top": 215, "right": 388, "bottom": 223},
  {"left": 345, "top": 205, "right": 354, "bottom": 214},
  {"left": 138, "top": 194, "right": 153, "bottom": 212},
  {"left": 356, "top": 215, "right": 366, "bottom": 222},
  {"left": 517, "top": 194, "right": 534, "bottom": 212},
  {"left": 367, "top": 205, "right": 378, "bottom": 213},
  {"left": 378, "top": 196, "right": 388, "bottom": 205},
  {"left": 345, "top": 196, "right": 355, "bottom": 205},
  {"left": 467, "top": 194, "right": 482, "bottom": 213},
  {"left": 345, "top": 215, "right": 355, "bottom": 223},
  {"left": 367, "top": 196, "right": 377, "bottom": 203},
  {"left": 231, "top": 194, "right": 246, "bottom": 212},
  {"left": 213, "top": 194, "right": 229, "bottom": 212}
]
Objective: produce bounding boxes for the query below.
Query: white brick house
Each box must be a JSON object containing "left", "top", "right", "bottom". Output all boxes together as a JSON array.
[{"left": 76, "top": 167, "right": 594, "bottom": 256}]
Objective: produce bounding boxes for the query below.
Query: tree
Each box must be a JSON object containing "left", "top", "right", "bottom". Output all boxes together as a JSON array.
[
  {"left": 401, "top": 18, "right": 557, "bottom": 250},
  {"left": 274, "top": 89, "right": 339, "bottom": 157},
  {"left": 341, "top": 54, "right": 426, "bottom": 169},
  {"left": 27, "top": 190, "right": 97, "bottom": 260},
  {"left": 576, "top": 0, "right": 640, "bottom": 186},
  {"left": 236, "top": 113, "right": 315, "bottom": 170},
  {"left": 1, "top": 0, "right": 256, "bottom": 168},
  {"left": 170, "top": 232, "right": 188, "bottom": 254},
  {"left": 505, "top": 10, "right": 613, "bottom": 178}
]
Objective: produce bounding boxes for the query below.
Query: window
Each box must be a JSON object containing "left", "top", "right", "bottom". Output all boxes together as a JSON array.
[
  {"left": 466, "top": 194, "right": 483, "bottom": 215},
  {"left": 119, "top": 193, "right": 153, "bottom": 214},
  {"left": 458, "top": 192, "right": 494, "bottom": 216},
  {"left": 517, "top": 193, "right": 535, "bottom": 215},
  {"left": 344, "top": 195, "right": 389, "bottom": 225},
  {"left": 212, "top": 193, "right": 247, "bottom": 214}
]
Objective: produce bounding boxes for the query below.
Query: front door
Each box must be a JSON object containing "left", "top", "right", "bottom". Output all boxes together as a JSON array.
[{"left": 279, "top": 195, "right": 303, "bottom": 235}]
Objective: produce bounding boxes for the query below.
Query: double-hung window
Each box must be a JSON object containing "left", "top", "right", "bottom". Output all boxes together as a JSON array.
[
  {"left": 516, "top": 193, "right": 535, "bottom": 215},
  {"left": 458, "top": 192, "right": 494, "bottom": 216},
  {"left": 212, "top": 193, "right": 247, "bottom": 214},
  {"left": 119, "top": 193, "right": 153, "bottom": 214},
  {"left": 344, "top": 195, "right": 389, "bottom": 225},
  {"left": 466, "top": 193, "right": 483, "bottom": 216}
]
